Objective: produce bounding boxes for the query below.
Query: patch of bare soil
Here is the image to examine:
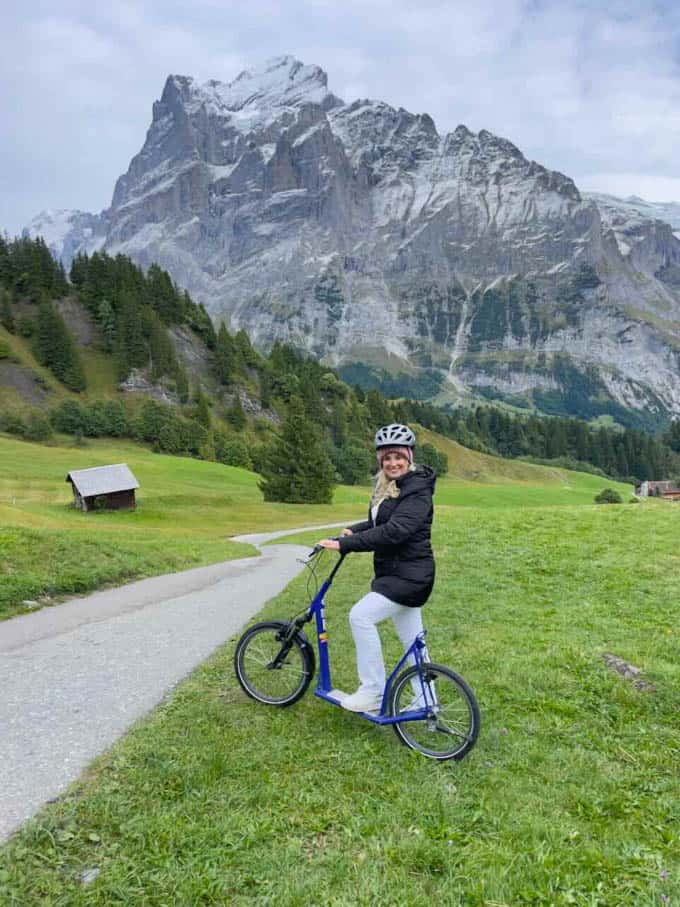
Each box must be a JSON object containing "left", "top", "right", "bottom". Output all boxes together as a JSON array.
[
  {"left": 0, "top": 361, "right": 51, "bottom": 405},
  {"left": 169, "top": 325, "right": 212, "bottom": 381},
  {"left": 55, "top": 297, "right": 102, "bottom": 348}
]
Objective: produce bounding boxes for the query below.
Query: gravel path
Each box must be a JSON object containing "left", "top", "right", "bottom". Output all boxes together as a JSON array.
[{"left": 0, "top": 523, "right": 342, "bottom": 842}]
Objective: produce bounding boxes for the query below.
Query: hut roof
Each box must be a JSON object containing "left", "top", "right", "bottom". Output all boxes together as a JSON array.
[{"left": 66, "top": 464, "right": 140, "bottom": 497}]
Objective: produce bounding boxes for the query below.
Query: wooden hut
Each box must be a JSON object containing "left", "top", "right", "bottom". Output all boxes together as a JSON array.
[
  {"left": 635, "top": 480, "right": 680, "bottom": 500},
  {"left": 66, "top": 464, "right": 139, "bottom": 512}
]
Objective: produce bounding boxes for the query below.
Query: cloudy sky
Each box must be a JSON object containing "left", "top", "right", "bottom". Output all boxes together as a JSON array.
[{"left": 2, "top": 0, "right": 680, "bottom": 235}]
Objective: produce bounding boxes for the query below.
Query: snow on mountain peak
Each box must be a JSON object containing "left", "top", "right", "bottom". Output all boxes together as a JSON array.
[
  {"left": 24, "top": 209, "right": 90, "bottom": 252},
  {"left": 164, "top": 56, "right": 341, "bottom": 128},
  {"left": 23, "top": 209, "right": 106, "bottom": 262},
  {"left": 584, "top": 192, "right": 680, "bottom": 231}
]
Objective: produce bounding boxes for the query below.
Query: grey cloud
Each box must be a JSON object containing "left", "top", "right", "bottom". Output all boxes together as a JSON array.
[{"left": 2, "top": 0, "right": 680, "bottom": 234}]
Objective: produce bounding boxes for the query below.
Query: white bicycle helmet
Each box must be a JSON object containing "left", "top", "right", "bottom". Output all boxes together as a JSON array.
[{"left": 374, "top": 423, "right": 416, "bottom": 449}]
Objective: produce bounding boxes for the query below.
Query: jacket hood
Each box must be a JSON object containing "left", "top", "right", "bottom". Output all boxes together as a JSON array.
[{"left": 396, "top": 464, "right": 436, "bottom": 497}]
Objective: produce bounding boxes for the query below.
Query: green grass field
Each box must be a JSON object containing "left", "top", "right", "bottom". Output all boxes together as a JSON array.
[
  {"left": 0, "top": 434, "right": 368, "bottom": 619},
  {"left": 1, "top": 434, "right": 677, "bottom": 904},
  {"left": 0, "top": 432, "right": 630, "bottom": 620}
]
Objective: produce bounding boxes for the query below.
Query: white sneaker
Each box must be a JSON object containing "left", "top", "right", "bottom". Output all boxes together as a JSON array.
[{"left": 341, "top": 689, "right": 382, "bottom": 713}]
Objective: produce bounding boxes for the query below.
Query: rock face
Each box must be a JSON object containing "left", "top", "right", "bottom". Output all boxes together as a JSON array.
[
  {"left": 24, "top": 209, "right": 108, "bottom": 264},
  {"left": 27, "top": 56, "right": 680, "bottom": 422}
]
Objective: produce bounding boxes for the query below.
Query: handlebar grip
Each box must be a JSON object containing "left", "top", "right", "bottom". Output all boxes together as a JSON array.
[{"left": 307, "top": 539, "right": 342, "bottom": 560}]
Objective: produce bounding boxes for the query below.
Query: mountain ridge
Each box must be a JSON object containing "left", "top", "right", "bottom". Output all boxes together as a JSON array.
[{"left": 22, "top": 55, "right": 680, "bottom": 422}]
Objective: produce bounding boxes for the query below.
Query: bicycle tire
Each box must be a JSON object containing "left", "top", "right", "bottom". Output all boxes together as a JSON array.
[
  {"left": 388, "top": 663, "right": 480, "bottom": 761},
  {"left": 234, "top": 620, "right": 315, "bottom": 706}
]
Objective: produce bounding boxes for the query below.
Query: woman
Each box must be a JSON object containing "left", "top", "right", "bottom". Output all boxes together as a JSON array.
[{"left": 317, "top": 423, "right": 436, "bottom": 712}]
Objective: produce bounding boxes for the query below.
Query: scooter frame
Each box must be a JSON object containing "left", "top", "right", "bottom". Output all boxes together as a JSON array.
[{"left": 303, "top": 549, "right": 435, "bottom": 724}]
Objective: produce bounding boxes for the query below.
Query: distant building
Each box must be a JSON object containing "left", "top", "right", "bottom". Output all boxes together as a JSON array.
[
  {"left": 66, "top": 464, "right": 140, "bottom": 512},
  {"left": 635, "top": 480, "right": 680, "bottom": 501}
]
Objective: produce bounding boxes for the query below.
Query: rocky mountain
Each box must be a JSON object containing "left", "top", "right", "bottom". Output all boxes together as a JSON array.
[
  {"left": 25, "top": 56, "right": 680, "bottom": 424},
  {"left": 24, "top": 209, "right": 107, "bottom": 264},
  {"left": 584, "top": 193, "right": 680, "bottom": 233}
]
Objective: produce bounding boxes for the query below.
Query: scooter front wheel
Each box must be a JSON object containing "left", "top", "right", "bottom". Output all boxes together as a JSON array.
[
  {"left": 234, "top": 621, "right": 315, "bottom": 706},
  {"left": 388, "top": 663, "right": 480, "bottom": 761}
]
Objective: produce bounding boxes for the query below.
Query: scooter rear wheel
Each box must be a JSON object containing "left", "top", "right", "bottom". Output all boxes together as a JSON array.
[{"left": 388, "top": 663, "right": 480, "bottom": 761}]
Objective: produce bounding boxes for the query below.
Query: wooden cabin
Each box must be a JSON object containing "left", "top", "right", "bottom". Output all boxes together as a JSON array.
[
  {"left": 66, "top": 464, "right": 140, "bottom": 512},
  {"left": 635, "top": 480, "right": 680, "bottom": 501}
]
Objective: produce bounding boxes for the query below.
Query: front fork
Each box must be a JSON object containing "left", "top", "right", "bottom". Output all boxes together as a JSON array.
[
  {"left": 412, "top": 637, "right": 440, "bottom": 717},
  {"left": 270, "top": 621, "right": 304, "bottom": 668}
]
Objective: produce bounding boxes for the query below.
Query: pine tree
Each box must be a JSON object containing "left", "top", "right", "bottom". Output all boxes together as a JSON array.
[
  {"left": 147, "top": 312, "right": 178, "bottom": 380},
  {"left": 34, "top": 297, "right": 86, "bottom": 391},
  {"left": 259, "top": 370, "right": 272, "bottom": 409},
  {"left": 147, "top": 263, "right": 182, "bottom": 323},
  {"left": 234, "top": 328, "right": 259, "bottom": 367},
  {"left": 193, "top": 388, "right": 212, "bottom": 428},
  {"left": 226, "top": 395, "right": 247, "bottom": 430},
  {"left": 259, "top": 397, "right": 335, "bottom": 503},
  {"left": 175, "top": 364, "right": 189, "bottom": 403},
  {"left": 62, "top": 355, "right": 87, "bottom": 392},
  {"left": 69, "top": 252, "right": 88, "bottom": 289},
  {"left": 115, "top": 293, "right": 147, "bottom": 379},
  {"left": 215, "top": 323, "right": 235, "bottom": 384},
  {"left": 97, "top": 299, "right": 116, "bottom": 351},
  {"left": 0, "top": 289, "right": 14, "bottom": 332},
  {"left": 365, "top": 389, "right": 393, "bottom": 427},
  {"left": 0, "top": 236, "right": 13, "bottom": 288},
  {"left": 664, "top": 420, "right": 680, "bottom": 454}
]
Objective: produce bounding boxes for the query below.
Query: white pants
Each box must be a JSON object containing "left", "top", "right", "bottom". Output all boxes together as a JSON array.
[{"left": 349, "top": 591, "right": 428, "bottom": 695}]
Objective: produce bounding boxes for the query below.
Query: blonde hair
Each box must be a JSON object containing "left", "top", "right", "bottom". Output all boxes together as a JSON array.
[{"left": 370, "top": 463, "right": 416, "bottom": 510}]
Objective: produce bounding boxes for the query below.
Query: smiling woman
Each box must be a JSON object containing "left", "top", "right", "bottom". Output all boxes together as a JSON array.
[{"left": 317, "top": 423, "right": 437, "bottom": 713}]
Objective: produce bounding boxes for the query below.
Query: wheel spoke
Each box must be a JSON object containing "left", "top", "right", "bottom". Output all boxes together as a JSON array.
[{"left": 390, "top": 663, "right": 479, "bottom": 760}]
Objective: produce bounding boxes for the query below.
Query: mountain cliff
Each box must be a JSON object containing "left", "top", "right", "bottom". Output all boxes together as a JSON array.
[{"left": 25, "top": 56, "right": 680, "bottom": 424}]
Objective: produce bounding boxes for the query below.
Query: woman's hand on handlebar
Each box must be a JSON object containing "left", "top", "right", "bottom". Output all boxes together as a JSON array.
[{"left": 317, "top": 538, "right": 341, "bottom": 550}]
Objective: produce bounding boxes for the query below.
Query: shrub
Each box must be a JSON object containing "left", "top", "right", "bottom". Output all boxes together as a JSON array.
[
  {"left": 416, "top": 441, "right": 449, "bottom": 476},
  {"left": 225, "top": 397, "right": 247, "bottom": 430},
  {"left": 249, "top": 442, "right": 268, "bottom": 475},
  {"left": 215, "top": 433, "right": 252, "bottom": 469},
  {"left": 157, "top": 421, "right": 185, "bottom": 455},
  {"left": 184, "top": 419, "right": 208, "bottom": 456},
  {"left": 139, "top": 399, "right": 171, "bottom": 443},
  {"left": 0, "top": 410, "right": 27, "bottom": 436},
  {"left": 329, "top": 443, "right": 374, "bottom": 485},
  {"left": 16, "top": 315, "right": 35, "bottom": 338},
  {"left": 102, "top": 400, "right": 128, "bottom": 437},
  {"left": 24, "top": 412, "right": 53, "bottom": 442},
  {"left": 51, "top": 400, "right": 86, "bottom": 434},
  {"left": 594, "top": 488, "right": 623, "bottom": 505}
]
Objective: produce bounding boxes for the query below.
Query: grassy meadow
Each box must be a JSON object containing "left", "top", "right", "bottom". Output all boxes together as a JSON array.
[
  {"left": 0, "top": 431, "right": 630, "bottom": 620},
  {"left": 1, "top": 431, "right": 678, "bottom": 904},
  {"left": 0, "top": 434, "right": 367, "bottom": 619}
]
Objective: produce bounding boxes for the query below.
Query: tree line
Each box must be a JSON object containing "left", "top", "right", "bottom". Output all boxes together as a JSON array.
[{"left": 399, "top": 400, "right": 679, "bottom": 486}]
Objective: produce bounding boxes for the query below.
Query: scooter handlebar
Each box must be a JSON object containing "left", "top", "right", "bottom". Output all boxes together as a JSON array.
[{"left": 306, "top": 537, "right": 342, "bottom": 561}]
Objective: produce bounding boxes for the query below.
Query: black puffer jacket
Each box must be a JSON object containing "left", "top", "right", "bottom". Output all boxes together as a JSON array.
[{"left": 338, "top": 465, "right": 436, "bottom": 607}]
